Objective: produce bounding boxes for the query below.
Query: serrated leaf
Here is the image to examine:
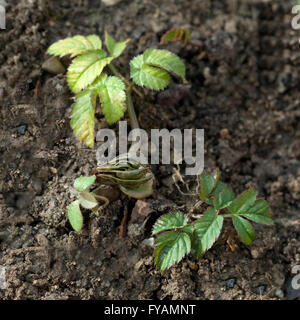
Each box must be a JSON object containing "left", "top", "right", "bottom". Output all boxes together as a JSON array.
[
  {"left": 228, "top": 188, "right": 257, "bottom": 215},
  {"left": 105, "top": 32, "right": 130, "bottom": 58},
  {"left": 130, "top": 54, "right": 170, "bottom": 90},
  {"left": 154, "top": 230, "right": 191, "bottom": 270},
  {"left": 212, "top": 180, "right": 227, "bottom": 197},
  {"left": 200, "top": 174, "right": 215, "bottom": 200},
  {"left": 214, "top": 187, "right": 235, "bottom": 209},
  {"left": 79, "top": 192, "right": 98, "bottom": 209},
  {"left": 193, "top": 207, "right": 224, "bottom": 257},
  {"left": 70, "top": 89, "right": 96, "bottom": 148},
  {"left": 232, "top": 215, "right": 256, "bottom": 245},
  {"left": 242, "top": 199, "right": 274, "bottom": 225},
  {"left": 143, "top": 49, "right": 186, "bottom": 82},
  {"left": 160, "top": 28, "right": 191, "bottom": 45},
  {"left": 74, "top": 175, "right": 96, "bottom": 192},
  {"left": 47, "top": 35, "right": 102, "bottom": 58},
  {"left": 67, "top": 50, "right": 113, "bottom": 93},
  {"left": 119, "top": 179, "right": 153, "bottom": 199},
  {"left": 68, "top": 200, "right": 83, "bottom": 232},
  {"left": 152, "top": 212, "right": 188, "bottom": 235},
  {"left": 94, "top": 74, "right": 126, "bottom": 124}
]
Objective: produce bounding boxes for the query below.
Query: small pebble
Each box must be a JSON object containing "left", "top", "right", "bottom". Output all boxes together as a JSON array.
[
  {"left": 256, "top": 285, "right": 267, "bottom": 295},
  {"left": 226, "top": 278, "right": 236, "bottom": 289},
  {"left": 16, "top": 125, "right": 27, "bottom": 135},
  {"left": 141, "top": 237, "right": 155, "bottom": 247},
  {"left": 275, "top": 288, "right": 284, "bottom": 299}
]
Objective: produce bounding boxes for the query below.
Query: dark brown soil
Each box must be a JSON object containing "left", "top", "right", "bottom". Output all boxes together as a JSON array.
[{"left": 0, "top": 0, "right": 300, "bottom": 300}]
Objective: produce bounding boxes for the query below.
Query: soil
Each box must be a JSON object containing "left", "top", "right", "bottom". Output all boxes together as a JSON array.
[{"left": 0, "top": 0, "right": 300, "bottom": 300}]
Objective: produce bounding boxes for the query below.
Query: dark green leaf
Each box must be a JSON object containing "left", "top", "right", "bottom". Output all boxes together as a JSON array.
[
  {"left": 200, "top": 174, "right": 215, "bottom": 200},
  {"left": 154, "top": 230, "right": 191, "bottom": 270},
  {"left": 242, "top": 199, "right": 274, "bottom": 225},
  {"left": 214, "top": 187, "right": 235, "bottom": 209},
  {"left": 193, "top": 207, "right": 224, "bottom": 257},
  {"left": 228, "top": 188, "right": 257, "bottom": 215},
  {"left": 232, "top": 215, "right": 256, "bottom": 245},
  {"left": 152, "top": 212, "right": 188, "bottom": 235}
]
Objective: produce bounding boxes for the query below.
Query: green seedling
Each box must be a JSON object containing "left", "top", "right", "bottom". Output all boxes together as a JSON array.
[
  {"left": 152, "top": 171, "right": 274, "bottom": 271},
  {"left": 68, "top": 154, "right": 155, "bottom": 232},
  {"left": 47, "top": 33, "right": 187, "bottom": 147},
  {"left": 47, "top": 33, "right": 187, "bottom": 231}
]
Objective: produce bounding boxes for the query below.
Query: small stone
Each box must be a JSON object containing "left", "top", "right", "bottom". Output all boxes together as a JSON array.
[
  {"left": 16, "top": 124, "right": 27, "bottom": 135},
  {"left": 102, "top": 0, "right": 122, "bottom": 6},
  {"left": 275, "top": 289, "right": 284, "bottom": 299},
  {"left": 256, "top": 285, "right": 267, "bottom": 295},
  {"left": 226, "top": 278, "right": 236, "bottom": 289},
  {"left": 141, "top": 237, "right": 154, "bottom": 247},
  {"left": 42, "top": 56, "right": 66, "bottom": 75}
]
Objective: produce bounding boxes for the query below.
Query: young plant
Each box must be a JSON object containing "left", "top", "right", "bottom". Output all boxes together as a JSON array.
[
  {"left": 47, "top": 33, "right": 186, "bottom": 232},
  {"left": 152, "top": 171, "right": 274, "bottom": 271},
  {"left": 47, "top": 33, "right": 186, "bottom": 147},
  {"left": 68, "top": 154, "right": 155, "bottom": 232}
]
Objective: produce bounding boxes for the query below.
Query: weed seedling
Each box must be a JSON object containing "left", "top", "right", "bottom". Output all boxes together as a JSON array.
[
  {"left": 152, "top": 171, "right": 274, "bottom": 271},
  {"left": 47, "top": 33, "right": 186, "bottom": 231}
]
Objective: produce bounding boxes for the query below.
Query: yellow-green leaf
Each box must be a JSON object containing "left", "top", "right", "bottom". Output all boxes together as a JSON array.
[
  {"left": 70, "top": 89, "right": 96, "bottom": 148},
  {"left": 94, "top": 74, "right": 126, "bottom": 124},
  {"left": 105, "top": 32, "right": 130, "bottom": 58},
  {"left": 47, "top": 35, "right": 102, "bottom": 58},
  {"left": 74, "top": 175, "right": 96, "bottom": 192},
  {"left": 130, "top": 54, "right": 170, "bottom": 90},
  {"left": 144, "top": 49, "right": 186, "bottom": 82},
  {"left": 67, "top": 50, "right": 113, "bottom": 93},
  {"left": 68, "top": 200, "right": 83, "bottom": 232}
]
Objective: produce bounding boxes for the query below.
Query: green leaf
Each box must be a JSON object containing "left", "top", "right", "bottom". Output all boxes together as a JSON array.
[
  {"left": 78, "top": 192, "right": 98, "bottom": 209},
  {"left": 152, "top": 212, "right": 188, "bottom": 235},
  {"left": 70, "top": 89, "right": 96, "bottom": 148},
  {"left": 67, "top": 50, "right": 113, "bottom": 93},
  {"left": 130, "top": 54, "right": 171, "bottom": 90},
  {"left": 242, "top": 199, "right": 274, "bottom": 225},
  {"left": 74, "top": 175, "right": 96, "bottom": 192},
  {"left": 105, "top": 32, "right": 130, "bottom": 58},
  {"left": 212, "top": 180, "right": 227, "bottom": 197},
  {"left": 94, "top": 74, "right": 126, "bottom": 124},
  {"left": 193, "top": 207, "right": 224, "bottom": 257},
  {"left": 200, "top": 174, "right": 215, "bottom": 200},
  {"left": 214, "top": 187, "right": 235, "bottom": 209},
  {"left": 47, "top": 35, "right": 102, "bottom": 58},
  {"left": 232, "top": 215, "right": 256, "bottom": 245},
  {"left": 228, "top": 188, "right": 257, "bottom": 215},
  {"left": 68, "top": 200, "right": 83, "bottom": 232},
  {"left": 154, "top": 231, "right": 191, "bottom": 271},
  {"left": 143, "top": 49, "right": 186, "bottom": 82}
]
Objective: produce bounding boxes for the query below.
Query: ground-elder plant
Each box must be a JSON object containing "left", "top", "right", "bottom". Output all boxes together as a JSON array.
[
  {"left": 47, "top": 33, "right": 186, "bottom": 147},
  {"left": 152, "top": 171, "right": 274, "bottom": 271},
  {"left": 47, "top": 33, "right": 186, "bottom": 231}
]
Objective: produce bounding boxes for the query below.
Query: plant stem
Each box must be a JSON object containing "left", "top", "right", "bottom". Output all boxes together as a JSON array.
[{"left": 126, "top": 85, "right": 139, "bottom": 130}]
